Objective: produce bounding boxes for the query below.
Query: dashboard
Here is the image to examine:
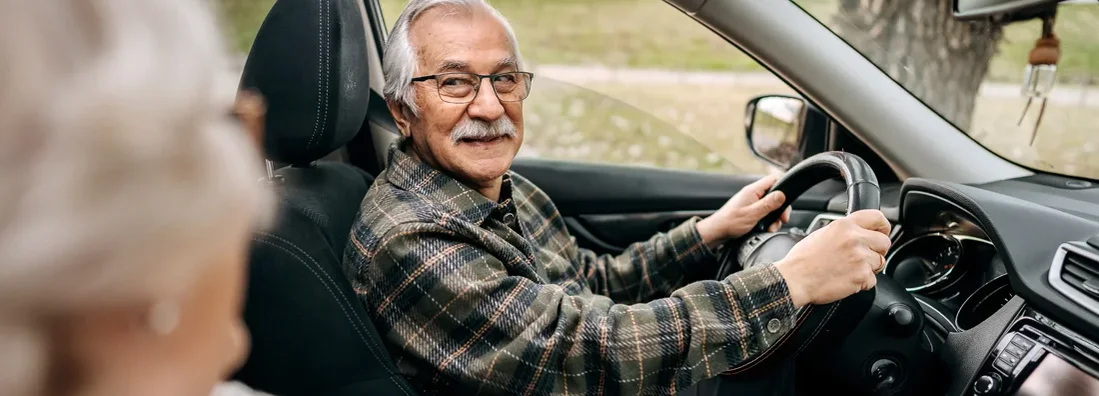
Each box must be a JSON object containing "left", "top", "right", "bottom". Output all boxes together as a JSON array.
[{"left": 812, "top": 177, "right": 1099, "bottom": 396}]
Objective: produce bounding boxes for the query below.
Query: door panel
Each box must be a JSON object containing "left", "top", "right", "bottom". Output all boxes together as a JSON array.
[
  {"left": 574, "top": 209, "right": 825, "bottom": 254},
  {"left": 511, "top": 157, "right": 845, "bottom": 255}
]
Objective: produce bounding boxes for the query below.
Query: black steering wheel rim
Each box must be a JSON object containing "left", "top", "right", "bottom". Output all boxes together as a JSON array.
[
  {"left": 755, "top": 151, "right": 882, "bottom": 232},
  {"left": 715, "top": 151, "right": 882, "bottom": 378}
]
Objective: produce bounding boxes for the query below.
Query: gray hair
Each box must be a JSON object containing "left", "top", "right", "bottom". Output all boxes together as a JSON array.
[
  {"left": 382, "top": 0, "right": 525, "bottom": 117},
  {"left": 0, "top": 0, "right": 272, "bottom": 394}
]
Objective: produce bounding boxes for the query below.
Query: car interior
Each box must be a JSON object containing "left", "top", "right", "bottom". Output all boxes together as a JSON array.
[{"left": 229, "top": 0, "right": 1099, "bottom": 395}]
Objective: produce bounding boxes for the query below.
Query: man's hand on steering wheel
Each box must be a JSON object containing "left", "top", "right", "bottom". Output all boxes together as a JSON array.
[
  {"left": 696, "top": 175, "right": 792, "bottom": 249},
  {"left": 774, "top": 210, "right": 892, "bottom": 309},
  {"left": 694, "top": 174, "right": 892, "bottom": 310}
]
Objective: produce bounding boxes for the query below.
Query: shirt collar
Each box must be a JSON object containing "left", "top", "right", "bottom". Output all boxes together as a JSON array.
[{"left": 384, "top": 137, "right": 514, "bottom": 225}]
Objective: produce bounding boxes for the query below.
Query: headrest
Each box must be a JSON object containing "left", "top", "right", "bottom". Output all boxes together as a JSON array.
[{"left": 239, "top": 0, "right": 370, "bottom": 166}]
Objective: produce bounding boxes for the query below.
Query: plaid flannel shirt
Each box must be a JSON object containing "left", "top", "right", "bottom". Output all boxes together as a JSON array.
[{"left": 344, "top": 139, "right": 796, "bottom": 396}]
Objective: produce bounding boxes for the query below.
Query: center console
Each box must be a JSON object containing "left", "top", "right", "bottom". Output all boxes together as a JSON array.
[{"left": 968, "top": 309, "right": 1099, "bottom": 395}]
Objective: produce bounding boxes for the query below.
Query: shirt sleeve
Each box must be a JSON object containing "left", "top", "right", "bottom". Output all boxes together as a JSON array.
[
  {"left": 364, "top": 222, "right": 797, "bottom": 396},
  {"left": 567, "top": 216, "right": 716, "bottom": 304}
]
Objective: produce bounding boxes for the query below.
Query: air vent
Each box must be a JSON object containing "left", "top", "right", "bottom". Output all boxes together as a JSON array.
[
  {"left": 1049, "top": 242, "right": 1099, "bottom": 315},
  {"left": 1061, "top": 252, "right": 1099, "bottom": 296}
]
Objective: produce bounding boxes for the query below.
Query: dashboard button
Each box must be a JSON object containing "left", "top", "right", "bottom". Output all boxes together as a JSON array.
[
  {"left": 1004, "top": 344, "right": 1026, "bottom": 358},
  {"left": 1012, "top": 335, "right": 1035, "bottom": 350},
  {"left": 997, "top": 356, "right": 1019, "bottom": 374}
]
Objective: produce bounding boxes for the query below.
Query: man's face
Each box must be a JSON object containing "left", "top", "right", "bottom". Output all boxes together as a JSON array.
[{"left": 399, "top": 6, "right": 524, "bottom": 190}]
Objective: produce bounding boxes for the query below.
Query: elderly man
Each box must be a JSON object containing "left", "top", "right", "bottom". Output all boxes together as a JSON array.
[{"left": 344, "top": 0, "right": 892, "bottom": 395}]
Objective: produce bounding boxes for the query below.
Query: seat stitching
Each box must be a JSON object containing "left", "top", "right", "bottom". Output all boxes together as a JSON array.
[
  {"left": 256, "top": 232, "right": 374, "bottom": 333},
  {"left": 252, "top": 236, "right": 397, "bottom": 376},
  {"left": 791, "top": 303, "right": 840, "bottom": 356},
  {"left": 257, "top": 232, "right": 387, "bottom": 348},
  {"left": 388, "top": 376, "right": 416, "bottom": 396},
  {"left": 305, "top": 0, "right": 327, "bottom": 149},
  {"left": 255, "top": 238, "right": 417, "bottom": 395},
  {"left": 252, "top": 237, "right": 373, "bottom": 352}
]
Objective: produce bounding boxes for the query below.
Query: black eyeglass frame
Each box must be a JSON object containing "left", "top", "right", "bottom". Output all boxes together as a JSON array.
[{"left": 409, "top": 71, "right": 535, "bottom": 103}]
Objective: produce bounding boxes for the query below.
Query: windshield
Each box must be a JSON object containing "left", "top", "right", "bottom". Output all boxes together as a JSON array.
[{"left": 794, "top": 1, "right": 1099, "bottom": 180}]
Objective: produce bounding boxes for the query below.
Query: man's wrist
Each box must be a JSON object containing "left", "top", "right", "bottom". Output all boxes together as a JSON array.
[
  {"left": 773, "top": 258, "right": 809, "bottom": 309},
  {"left": 695, "top": 216, "right": 725, "bottom": 250}
]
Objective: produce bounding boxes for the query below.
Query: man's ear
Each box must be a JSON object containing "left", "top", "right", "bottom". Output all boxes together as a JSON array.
[
  {"left": 233, "top": 90, "right": 267, "bottom": 151},
  {"left": 386, "top": 100, "right": 412, "bottom": 137}
]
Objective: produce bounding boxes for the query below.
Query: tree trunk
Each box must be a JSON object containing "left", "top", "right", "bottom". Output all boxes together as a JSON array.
[{"left": 835, "top": 0, "right": 1003, "bottom": 131}]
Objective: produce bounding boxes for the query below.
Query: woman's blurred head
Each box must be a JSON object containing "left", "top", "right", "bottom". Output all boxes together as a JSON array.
[{"left": 0, "top": 1, "right": 273, "bottom": 395}]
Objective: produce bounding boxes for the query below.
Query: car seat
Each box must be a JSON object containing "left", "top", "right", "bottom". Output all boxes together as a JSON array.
[{"left": 229, "top": 0, "right": 416, "bottom": 395}]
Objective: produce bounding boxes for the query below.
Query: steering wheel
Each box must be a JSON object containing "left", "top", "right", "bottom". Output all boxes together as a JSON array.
[{"left": 714, "top": 152, "right": 938, "bottom": 396}]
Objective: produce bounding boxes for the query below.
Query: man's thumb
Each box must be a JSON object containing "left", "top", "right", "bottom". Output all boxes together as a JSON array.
[{"left": 748, "top": 191, "right": 786, "bottom": 216}]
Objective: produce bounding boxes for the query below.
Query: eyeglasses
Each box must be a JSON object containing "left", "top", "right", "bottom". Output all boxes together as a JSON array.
[{"left": 410, "top": 71, "right": 534, "bottom": 104}]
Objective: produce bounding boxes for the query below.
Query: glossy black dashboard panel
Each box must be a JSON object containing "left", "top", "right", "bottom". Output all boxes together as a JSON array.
[
  {"left": 900, "top": 178, "right": 1099, "bottom": 338},
  {"left": 889, "top": 190, "right": 1005, "bottom": 310},
  {"left": 818, "top": 176, "right": 1099, "bottom": 395}
]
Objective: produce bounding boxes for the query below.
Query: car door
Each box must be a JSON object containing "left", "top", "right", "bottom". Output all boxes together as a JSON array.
[{"left": 361, "top": 0, "right": 846, "bottom": 256}]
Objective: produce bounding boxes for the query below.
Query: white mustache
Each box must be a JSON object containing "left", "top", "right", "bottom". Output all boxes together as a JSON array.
[{"left": 449, "top": 116, "right": 518, "bottom": 145}]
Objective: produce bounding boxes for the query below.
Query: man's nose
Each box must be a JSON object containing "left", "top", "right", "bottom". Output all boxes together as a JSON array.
[{"left": 466, "top": 78, "right": 505, "bottom": 121}]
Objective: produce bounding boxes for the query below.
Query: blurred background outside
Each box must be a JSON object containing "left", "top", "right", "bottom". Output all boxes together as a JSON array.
[{"left": 216, "top": 0, "right": 1099, "bottom": 179}]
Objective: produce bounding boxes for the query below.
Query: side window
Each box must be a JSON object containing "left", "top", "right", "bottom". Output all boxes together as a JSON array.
[{"left": 378, "top": 0, "right": 799, "bottom": 175}]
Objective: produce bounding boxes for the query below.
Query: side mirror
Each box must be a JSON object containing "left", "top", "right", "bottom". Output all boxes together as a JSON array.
[{"left": 745, "top": 95, "right": 808, "bottom": 169}]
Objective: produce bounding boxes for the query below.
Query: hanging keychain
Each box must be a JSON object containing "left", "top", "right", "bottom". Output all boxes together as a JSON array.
[{"left": 1017, "top": 13, "right": 1060, "bottom": 146}]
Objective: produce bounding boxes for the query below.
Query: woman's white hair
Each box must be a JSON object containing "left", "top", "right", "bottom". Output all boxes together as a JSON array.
[
  {"left": 382, "top": 0, "right": 525, "bottom": 117},
  {"left": 0, "top": 0, "right": 273, "bottom": 394}
]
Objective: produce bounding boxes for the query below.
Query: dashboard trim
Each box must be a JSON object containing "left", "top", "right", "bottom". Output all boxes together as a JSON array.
[
  {"left": 955, "top": 273, "right": 1012, "bottom": 332},
  {"left": 915, "top": 296, "right": 960, "bottom": 333},
  {"left": 1047, "top": 242, "right": 1099, "bottom": 319},
  {"left": 884, "top": 232, "right": 993, "bottom": 292},
  {"left": 806, "top": 212, "right": 902, "bottom": 239},
  {"left": 806, "top": 213, "right": 842, "bottom": 234}
]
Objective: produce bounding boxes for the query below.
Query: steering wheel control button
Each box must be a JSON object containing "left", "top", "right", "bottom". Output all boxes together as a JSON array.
[
  {"left": 885, "top": 303, "right": 918, "bottom": 337},
  {"left": 869, "top": 358, "right": 901, "bottom": 392},
  {"left": 973, "top": 373, "right": 1002, "bottom": 395}
]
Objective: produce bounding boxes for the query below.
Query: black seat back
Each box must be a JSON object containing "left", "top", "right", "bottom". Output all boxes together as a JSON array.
[{"left": 231, "top": 1, "right": 414, "bottom": 395}]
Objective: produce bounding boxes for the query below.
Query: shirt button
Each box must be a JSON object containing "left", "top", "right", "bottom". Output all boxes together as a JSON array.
[
  {"left": 766, "top": 318, "right": 783, "bottom": 334},
  {"left": 502, "top": 212, "right": 516, "bottom": 225}
]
